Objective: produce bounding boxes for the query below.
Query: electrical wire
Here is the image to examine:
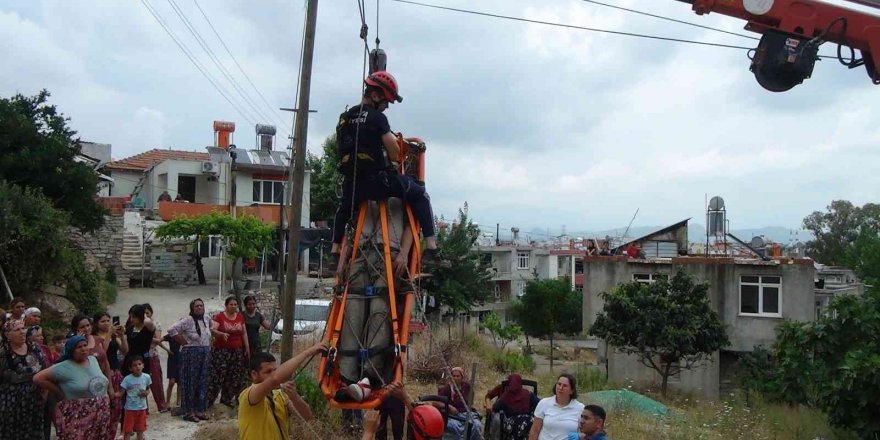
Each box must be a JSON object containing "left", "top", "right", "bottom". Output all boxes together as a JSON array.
[
  {"left": 140, "top": 0, "right": 257, "bottom": 126},
  {"left": 390, "top": 0, "right": 756, "bottom": 51},
  {"left": 166, "top": 0, "right": 275, "bottom": 125},
  {"left": 578, "top": 0, "right": 759, "bottom": 41},
  {"left": 192, "top": 0, "right": 293, "bottom": 133},
  {"left": 391, "top": 0, "right": 843, "bottom": 59}
]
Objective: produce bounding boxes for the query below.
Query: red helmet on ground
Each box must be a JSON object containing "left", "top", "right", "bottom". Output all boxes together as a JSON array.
[
  {"left": 364, "top": 70, "right": 403, "bottom": 103},
  {"left": 408, "top": 404, "right": 445, "bottom": 440}
]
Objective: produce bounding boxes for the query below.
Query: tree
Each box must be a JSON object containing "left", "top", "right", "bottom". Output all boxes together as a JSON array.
[
  {"left": 512, "top": 279, "right": 582, "bottom": 370},
  {"left": 0, "top": 91, "right": 106, "bottom": 231},
  {"left": 307, "top": 135, "right": 341, "bottom": 224},
  {"left": 483, "top": 312, "right": 522, "bottom": 352},
  {"left": 841, "top": 228, "right": 880, "bottom": 285},
  {"left": 802, "top": 200, "right": 880, "bottom": 266},
  {"left": 589, "top": 270, "right": 729, "bottom": 397},
  {"left": 0, "top": 180, "right": 73, "bottom": 295},
  {"left": 154, "top": 212, "right": 275, "bottom": 287},
  {"left": 741, "top": 288, "right": 880, "bottom": 438},
  {"left": 424, "top": 204, "right": 493, "bottom": 314}
]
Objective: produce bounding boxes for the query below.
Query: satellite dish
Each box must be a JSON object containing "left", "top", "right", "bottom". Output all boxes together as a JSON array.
[{"left": 709, "top": 196, "right": 725, "bottom": 211}]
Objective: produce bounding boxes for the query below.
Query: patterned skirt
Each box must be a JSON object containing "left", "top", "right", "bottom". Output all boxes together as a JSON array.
[
  {"left": 54, "top": 395, "right": 111, "bottom": 440},
  {"left": 206, "top": 347, "right": 248, "bottom": 406},
  {"left": 179, "top": 346, "right": 210, "bottom": 414},
  {"left": 107, "top": 370, "right": 124, "bottom": 440},
  {"left": 0, "top": 382, "right": 44, "bottom": 440}
]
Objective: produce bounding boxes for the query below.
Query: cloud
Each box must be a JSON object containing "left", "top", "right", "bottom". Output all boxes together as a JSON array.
[{"left": 2, "top": 0, "right": 878, "bottom": 234}]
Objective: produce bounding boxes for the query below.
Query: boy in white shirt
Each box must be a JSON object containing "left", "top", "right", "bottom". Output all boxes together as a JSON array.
[{"left": 120, "top": 355, "right": 152, "bottom": 440}]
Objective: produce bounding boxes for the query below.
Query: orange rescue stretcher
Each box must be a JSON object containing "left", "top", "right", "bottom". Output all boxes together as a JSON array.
[{"left": 318, "top": 135, "right": 426, "bottom": 409}]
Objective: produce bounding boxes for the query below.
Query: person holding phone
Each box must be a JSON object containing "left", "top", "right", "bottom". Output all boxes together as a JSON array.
[{"left": 94, "top": 312, "right": 129, "bottom": 440}]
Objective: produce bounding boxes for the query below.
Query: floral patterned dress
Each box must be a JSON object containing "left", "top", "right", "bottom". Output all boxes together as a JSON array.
[{"left": 0, "top": 341, "right": 46, "bottom": 440}]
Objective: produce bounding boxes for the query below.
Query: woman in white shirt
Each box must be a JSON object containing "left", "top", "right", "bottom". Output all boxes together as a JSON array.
[{"left": 529, "top": 373, "right": 584, "bottom": 440}]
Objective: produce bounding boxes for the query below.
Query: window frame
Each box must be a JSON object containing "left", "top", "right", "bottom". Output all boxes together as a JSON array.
[
  {"left": 252, "top": 179, "right": 285, "bottom": 204},
  {"left": 198, "top": 235, "right": 223, "bottom": 259},
  {"left": 739, "top": 275, "right": 782, "bottom": 318},
  {"left": 632, "top": 273, "right": 666, "bottom": 284},
  {"left": 516, "top": 252, "right": 530, "bottom": 270},
  {"left": 515, "top": 280, "right": 526, "bottom": 297}
]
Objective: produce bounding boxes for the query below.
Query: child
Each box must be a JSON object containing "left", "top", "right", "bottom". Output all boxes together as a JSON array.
[
  {"left": 162, "top": 333, "right": 181, "bottom": 412},
  {"left": 50, "top": 334, "right": 65, "bottom": 364},
  {"left": 120, "top": 355, "right": 152, "bottom": 440}
]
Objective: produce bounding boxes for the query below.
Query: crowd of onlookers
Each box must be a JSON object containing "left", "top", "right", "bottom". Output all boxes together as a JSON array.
[
  {"left": 0, "top": 294, "right": 278, "bottom": 440},
  {"left": 2, "top": 294, "right": 609, "bottom": 440}
]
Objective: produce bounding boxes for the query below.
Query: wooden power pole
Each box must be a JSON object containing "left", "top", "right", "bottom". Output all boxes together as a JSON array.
[{"left": 281, "top": 0, "right": 319, "bottom": 362}]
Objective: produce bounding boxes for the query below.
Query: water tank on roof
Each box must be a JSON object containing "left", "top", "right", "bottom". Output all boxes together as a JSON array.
[
  {"left": 708, "top": 212, "right": 725, "bottom": 236},
  {"left": 751, "top": 236, "right": 767, "bottom": 249},
  {"left": 709, "top": 196, "right": 725, "bottom": 211}
]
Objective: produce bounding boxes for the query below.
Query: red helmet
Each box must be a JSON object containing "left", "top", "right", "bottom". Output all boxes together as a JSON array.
[
  {"left": 408, "top": 404, "right": 445, "bottom": 440},
  {"left": 364, "top": 70, "right": 403, "bottom": 103}
]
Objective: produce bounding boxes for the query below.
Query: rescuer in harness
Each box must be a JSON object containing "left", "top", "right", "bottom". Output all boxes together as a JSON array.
[{"left": 330, "top": 70, "right": 446, "bottom": 270}]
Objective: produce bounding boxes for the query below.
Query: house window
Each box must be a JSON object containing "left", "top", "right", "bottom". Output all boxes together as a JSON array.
[
  {"left": 494, "top": 284, "right": 502, "bottom": 301},
  {"left": 633, "top": 273, "right": 666, "bottom": 284},
  {"left": 252, "top": 180, "right": 285, "bottom": 204},
  {"left": 516, "top": 280, "right": 526, "bottom": 297},
  {"left": 198, "top": 236, "right": 222, "bottom": 258},
  {"left": 740, "top": 275, "right": 782, "bottom": 317},
  {"left": 517, "top": 252, "right": 530, "bottom": 270}
]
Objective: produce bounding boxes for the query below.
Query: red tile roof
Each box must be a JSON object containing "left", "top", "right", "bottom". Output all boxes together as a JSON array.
[{"left": 103, "top": 149, "right": 210, "bottom": 171}]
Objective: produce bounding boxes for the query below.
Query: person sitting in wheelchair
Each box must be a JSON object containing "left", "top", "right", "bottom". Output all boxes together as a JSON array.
[
  {"left": 484, "top": 373, "right": 540, "bottom": 440},
  {"left": 433, "top": 367, "right": 482, "bottom": 440}
]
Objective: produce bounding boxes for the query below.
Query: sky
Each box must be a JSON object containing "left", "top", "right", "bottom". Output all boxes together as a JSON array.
[{"left": 2, "top": 0, "right": 878, "bottom": 235}]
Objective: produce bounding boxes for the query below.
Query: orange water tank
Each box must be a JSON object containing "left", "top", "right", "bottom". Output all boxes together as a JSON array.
[{"left": 213, "top": 121, "right": 236, "bottom": 149}]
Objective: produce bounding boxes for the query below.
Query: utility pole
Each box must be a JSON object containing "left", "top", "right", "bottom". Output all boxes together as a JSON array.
[{"left": 280, "top": 0, "right": 319, "bottom": 362}]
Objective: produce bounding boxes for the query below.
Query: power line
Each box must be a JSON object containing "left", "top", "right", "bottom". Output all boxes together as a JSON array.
[
  {"left": 578, "top": 0, "right": 759, "bottom": 41},
  {"left": 192, "top": 0, "right": 293, "bottom": 133},
  {"left": 390, "top": 0, "right": 756, "bottom": 51},
  {"left": 166, "top": 0, "right": 275, "bottom": 125},
  {"left": 140, "top": 0, "right": 257, "bottom": 126}
]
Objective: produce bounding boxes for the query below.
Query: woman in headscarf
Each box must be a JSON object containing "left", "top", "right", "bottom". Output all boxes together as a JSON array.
[
  {"left": 492, "top": 374, "right": 540, "bottom": 440},
  {"left": 437, "top": 366, "right": 483, "bottom": 440},
  {"left": 93, "top": 312, "right": 128, "bottom": 440},
  {"left": 33, "top": 335, "right": 111, "bottom": 440},
  {"left": 23, "top": 307, "right": 42, "bottom": 328},
  {"left": 0, "top": 319, "right": 46, "bottom": 440},
  {"left": 166, "top": 298, "right": 211, "bottom": 422}
]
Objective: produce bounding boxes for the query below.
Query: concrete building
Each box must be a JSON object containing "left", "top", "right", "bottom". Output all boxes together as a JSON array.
[
  {"left": 550, "top": 250, "right": 585, "bottom": 292},
  {"left": 583, "top": 255, "right": 816, "bottom": 399},
  {"left": 814, "top": 265, "right": 865, "bottom": 319},
  {"left": 101, "top": 122, "right": 311, "bottom": 282}
]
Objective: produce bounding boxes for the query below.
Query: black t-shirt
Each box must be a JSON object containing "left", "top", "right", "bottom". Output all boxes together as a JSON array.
[
  {"left": 107, "top": 337, "right": 121, "bottom": 371},
  {"left": 337, "top": 103, "right": 392, "bottom": 176}
]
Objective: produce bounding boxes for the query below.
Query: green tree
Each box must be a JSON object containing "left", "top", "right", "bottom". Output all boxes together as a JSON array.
[
  {"left": 0, "top": 91, "right": 106, "bottom": 231},
  {"left": 512, "top": 279, "right": 582, "bottom": 370},
  {"left": 741, "top": 288, "right": 880, "bottom": 438},
  {"left": 154, "top": 212, "right": 275, "bottom": 287},
  {"left": 424, "top": 204, "right": 493, "bottom": 314},
  {"left": 590, "top": 270, "right": 729, "bottom": 397},
  {"left": 307, "top": 135, "right": 340, "bottom": 224},
  {"left": 483, "top": 311, "right": 522, "bottom": 352},
  {"left": 841, "top": 228, "right": 880, "bottom": 285},
  {"left": 0, "top": 180, "right": 73, "bottom": 296},
  {"left": 802, "top": 200, "right": 880, "bottom": 266}
]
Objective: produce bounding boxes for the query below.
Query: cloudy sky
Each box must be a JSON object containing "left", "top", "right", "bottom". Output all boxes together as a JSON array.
[{"left": 2, "top": 0, "right": 878, "bottom": 235}]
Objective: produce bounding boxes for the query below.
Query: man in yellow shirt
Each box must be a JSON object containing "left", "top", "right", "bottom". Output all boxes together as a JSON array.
[{"left": 239, "top": 342, "right": 326, "bottom": 440}]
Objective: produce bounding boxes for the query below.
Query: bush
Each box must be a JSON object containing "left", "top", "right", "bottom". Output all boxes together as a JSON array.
[
  {"left": 489, "top": 351, "right": 536, "bottom": 374},
  {"left": 574, "top": 366, "right": 609, "bottom": 394},
  {"left": 294, "top": 372, "right": 326, "bottom": 416}
]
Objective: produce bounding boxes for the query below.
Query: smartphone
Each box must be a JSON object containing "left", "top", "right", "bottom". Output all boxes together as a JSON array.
[{"left": 112, "top": 316, "right": 120, "bottom": 326}]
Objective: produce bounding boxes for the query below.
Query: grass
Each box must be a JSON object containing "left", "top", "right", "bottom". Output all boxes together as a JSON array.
[{"left": 191, "top": 329, "right": 855, "bottom": 440}]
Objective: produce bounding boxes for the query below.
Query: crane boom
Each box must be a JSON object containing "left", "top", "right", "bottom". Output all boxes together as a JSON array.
[{"left": 677, "top": 0, "right": 880, "bottom": 91}]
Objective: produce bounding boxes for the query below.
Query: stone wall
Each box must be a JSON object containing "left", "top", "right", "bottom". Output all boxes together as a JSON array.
[
  {"left": 150, "top": 241, "right": 199, "bottom": 287},
  {"left": 69, "top": 214, "right": 130, "bottom": 288}
]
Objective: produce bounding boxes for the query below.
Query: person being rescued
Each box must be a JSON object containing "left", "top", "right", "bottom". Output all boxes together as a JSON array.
[
  {"left": 435, "top": 366, "right": 483, "bottom": 440},
  {"left": 330, "top": 70, "right": 447, "bottom": 273}
]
